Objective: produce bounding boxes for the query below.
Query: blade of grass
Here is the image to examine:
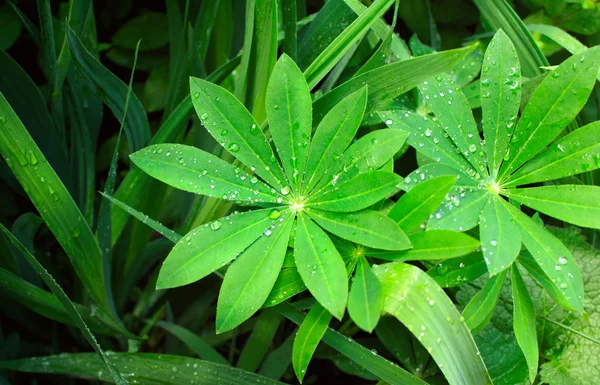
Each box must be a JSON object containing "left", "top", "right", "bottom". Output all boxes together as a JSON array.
[{"left": 158, "top": 321, "right": 229, "bottom": 365}]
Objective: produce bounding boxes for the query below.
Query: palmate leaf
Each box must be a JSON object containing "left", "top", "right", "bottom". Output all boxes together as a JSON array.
[
  {"left": 292, "top": 303, "right": 332, "bottom": 382},
  {"left": 266, "top": 54, "right": 312, "bottom": 190},
  {"left": 348, "top": 257, "right": 383, "bottom": 333},
  {"left": 374, "top": 263, "right": 492, "bottom": 385},
  {"left": 129, "top": 143, "right": 280, "bottom": 204}
]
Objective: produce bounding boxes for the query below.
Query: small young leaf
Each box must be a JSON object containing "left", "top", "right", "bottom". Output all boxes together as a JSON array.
[
  {"left": 157, "top": 209, "right": 281, "bottom": 289},
  {"left": 511, "top": 265, "right": 538, "bottom": 383},
  {"left": 427, "top": 189, "right": 489, "bottom": 232},
  {"left": 388, "top": 175, "right": 457, "bottom": 233},
  {"left": 462, "top": 269, "right": 508, "bottom": 332},
  {"left": 263, "top": 268, "right": 307, "bottom": 308},
  {"left": 294, "top": 214, "right": 348, "bottom": 319},
  {"left": 348, "top": 257, "right": 383, "bottom": 333},
  {"left": 310, "top": 171, "right": 401, "bottom": 213},
  {"left": 266, "top": 54, "right": 312, "bottom": 190},
  {"left": 292, "top": 303, "right": 332, "bottom": 383},
  {"left": 190, "top": 77, "right": 286, "bottom": 189},
  {"left": 216, "top": 215, "right": 294, "bottom": 333},
  {"left": 308, "top": 209, "right": 411, "bottom": 251},
  {"left": 505, "top": 186, "right": 600, "bottom": 229},
  {"left": 303, "top": 87, "right": 367, "bottom": 194},
  {"left": 428, "top": 252, "right": 488, "bottom": 288},
  {"left": 479, "top": 196, "right": 521, "bottom": 275}
]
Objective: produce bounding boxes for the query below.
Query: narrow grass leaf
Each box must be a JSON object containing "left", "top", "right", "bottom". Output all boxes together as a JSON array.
[
  {"left": 348, "top": 257, "right": 383, "bottom": 332},
  {"left": 388, "top": 175, "right": 457, "bottom": 233},
  {"left": 157, "top": 209, "right": 281, "bottom": 289},
  {"left": 303, "top": 87, "right": 367, "bottom": 194},
  {"left": 504, "top": 185, "right": 600, "bottom": 229},
  {"left": 374, "top": 262, "right": 492, "bottom": 385},
  {"left": 462, "top": 269, "right": 508, "bottom": 332},
  {"left": 217, "top": 215, "right": 293, "bottom": 333},
  {"left": 480, "top": 196, "right": 521, "bottom": 275},
  {"left": 158, "top": 322, "right": 228, "bottom": 365},
  {"left": 511, "top": 265, "right": 538, "bottom": 383},
  {"left": 292, "top": 303, "right": 332, "bottom": 382},
  {"left": 266, "top": 54, "right": 312, "bottom": 190},
  {"left": 190, "top": 77, "right": 286, "bottom": 189},
  {"left": 481, "top": 29, "right": 521, "bottom": 177},
  {"left": 281, "top": 0, "right": 297, "bottom": 60},
  {"left": 237, "top": 310, "right": 283, "bottom": 372},
  {"left": 499, "top": 47, "right": 600, "bottom": 179},
  {"left": 527, "top": 24, "right": 587, "bottom": 55},
  {"left": 294, "top": 213, "right": 348, "bottom": 319}
]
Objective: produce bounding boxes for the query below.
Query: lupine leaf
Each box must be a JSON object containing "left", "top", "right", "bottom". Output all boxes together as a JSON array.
[
  {"left": 348, "top": 257, "right": 383, "bottom": 333},
  {"left": 292, "top": 303, "right": 332, "bottom": 382},
  {"left": 511, "top": 265, "right": 538, "bottom": 383},
  {"left": 427, "top": 189, "right": 489, "bottom": 232},
  {"left": 462, "top": 269, "right": 507, "bottom": 332},
  {"left": 428, "top": 252, "right": 488, "bottom": 288}
]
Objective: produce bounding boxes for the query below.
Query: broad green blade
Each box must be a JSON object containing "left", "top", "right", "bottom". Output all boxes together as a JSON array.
[
  {"left": 388, "top": 175, "right": 457, "bottom": 233},
  {"left": 504, "top": 185, "right": 600, "bottom": 229},
  {"left": 498, "top": 47, "right": 600, "bottom": 179},
  {"left": 380, "top": 110, "right": 473, "bottom": 175},
  {"left": 511, "top": 265, "right": 538, "bottom": 383},
  {"left": 67, "top": 27, "right": 150, "bottom": 152},
  {"left": 479, "top": 196, "right": 521, "bottom": 275},
  {"left": 294, "top": 213, "right": 348, "bottom": 319},
  {"left": 427, "top": 189, "right": 489, "bottom": 232},
  {"left": 216, "top": 215, "right": 293, "bottom": 333},
  {"left": 308, "top": 209, "right": 411, "bottom": 251},
  {"left": 419, "top": 74, "right": 487, "bottom": 175},
  {"left": 0, "top": 225, "right": 125, "bottom": 383},
  {"left": 527, "top": 24, "right": 587, "bottom": 55},
  {"left": 371, "top": 230, "right": 479, "bottom": 261},
  {"left": 130, "top": 143, "right": 281, "bottom": 204},
  {"left": 313, "top": 45, "right": 476, "bottom": 124},
  {"left": 309, "top": 171, "right": 401, "bottom": 213},
  {"left": 292, "top": 303, "right": 332, "bottom": 382},
  {"left": 263, "top": 267, "right": 307, "bottom": 307},
  {"left": 312, "top": 130, "right": 407, "bottom": 196},
  {"left": 374, "top": 262, "right": 492, "bottom": 385},
  {"left": 237, "top": 310, "right": 283, "bottom": 372},
  {"left": 473, "top": 0, "right": 547, "bottom": 78},
  {"left": 157, "top": 321, "right": 229, "bottom": 365},
  {"left": 266, "top": 54, "right": 312, "bottom": 190},
  {"left": 303, "top": 0, "right": 395, "bottom": 89},
  {"left": 505, "top": 121, "right": 600, "bottom": 187},
  {"left": 0, "top": 353, "right": 286, "bottom": 385},
  {"left": 348, "top": 257, "right": 383, "bottom": 332},
  {"left": 0, "top": 92, "right": 109, "bottom": 311},
  {"left": 157, "top": 209, "right": 282, "bottom": 289},
  {"left": 481, "top": 29, "right": 521, "bottom": 178},
  {"left": 190, "top": 77, "right": 287, "bottom": 189},
  {"left": 428, "top": 252, "right": 488, "bottom": 288},
  {"left": 462, "top": 269, "right": 507, "bottom": 332},
  {"left": 303, "top": 87, "right": 367, "bottom": 194},
  {"left": 499, "top": 198, "right": 584, "bottom": 312}
]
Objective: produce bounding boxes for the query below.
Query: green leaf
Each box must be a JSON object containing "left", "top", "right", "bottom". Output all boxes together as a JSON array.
[
  {"left": 374, "top": 262, "right": 492, "bottom": 385},
  {"left": 481, "top": 29, "right": 521, "bottom": 177},
  {"left": 130, "top": 143, "right": 280, "bottom": 204},
  {"left": 237, "top": 310, "right": 283, "bottom": 372},
  {"left": 308, "top": 209, "right": 411, "bottom": 251},
  {"left": 371, "top": 230, "right": 479, "bottom": 261},
  {"left": 294, "top": 213, "right": 348, "bottom": 319},
  {"left": 380, "top": 110, "right": 473, "bottom": 174},
  {"left": 67, "top": 27, "right": 150, "bottom": 152},
  {"left": 309, "top": 171, "right": 401, "bottom": 213},
  {"left": 281, "top": 0, "right": 297, "bottom": 60},
  {"left": 428, "top": 252, "right": 488, "bottom": 288},
  {"left": 157, "top": 209, "right": 282, "bottom": 289},
  {"left": 312, "top": 130, "right": 407, "bottom": 195},
  {"left": 292, "top": 303, "right": 332, "bottom": 382},
  {"left": 112, "top": 12, "right": 169, "bottom": 51},
  {"left": 511, "top": 265, "right": 538, "bottom": 383},
  {"left": 348, "top": 257, "right": 383, "bottom": 332},
  {"left": 0, "top": 353, "right": 286, "bottom": 385},
  {"left": 303, "top": 0, "right": 395, "bottom": 89},
  {"left": 505, "top": 185, "right": 600, "bottom": 229},
  {"left": 479, "top": 196, "right": 521, "bottom": 275},
  {"left": 216, "top": 215, "right": 294, "bottom": 333},
  {"left": 266, "top": 54, "right": 311, "bottom": 190},
  {"left": 0, "top": 91, "right": 110, "bottom": 312},
  {"left": 157, "top": 321, "right": 229, "bottom": 365},
  {"left": 303, "top": 87, "right": 367, "bottom": 194},
  {"left": 398, "top": 163, "right": 478, "bottom": 191},
  {"left": 506, "top": 121, "right": 600, "bottom": 186},
  {"left": 388, "top": 175, "right": 457, "bottom": 233},
  {"left": 498, "top": 47, "right": 600, "bottom": 179},
  {"left": 419, "top": 74, "right": 487, "bottom": 175},
  {"left": 190, "top": 77, "right": 287, "bottom": 189},
  {"left": 462, "top": 269, "right": 508, "bottom": 332},
  {"left": 427, "top": 189, "right": 489, "bottom": 232},
  {"left": 499, "top": 199, "right": 584, "bottom": 312},
  {"left": 527, "top": 24, "right": 587, "bottom": 56},
  {"left": 263, "top": 267, "right": 307, "bottom": 307}
]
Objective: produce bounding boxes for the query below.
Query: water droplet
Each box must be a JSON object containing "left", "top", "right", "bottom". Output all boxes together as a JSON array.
[
  {"left": 490, "top": 239, "right": 497, "bottom": 246},
  {"left": 385, "top": 119, "right": 393, "bottom": 125},
  {"left": 193, "top": 92, "right": 200, "bottom": 99},
  {"left": 281, "top": 186, "right": 290, "bottom": 195},
  {"left": 221, "top": 129, "right": 228, "bottom": 136},
  {"left": 201, "top": 113, "right": 208, "bottom": 120},
  {"left": 468, "top": 144, "right": 477, "bottom": 152},
  {"left": 228, "top": 143, "right": 240, "bottom": 153},
  {"left": 0, "top": 116, "right": 6, "bottom": 124},
  {"left": 269, "top": 209, "right": 281, "bottom": 219},
  {"left": 250, "top": 176, "right": 258, "bottom": 184},
  {"left": 26, "top": 151, "right": 38, "bottom": 165},
  {"left": 558, "top": 256, "right": 568, "bottom": 265},
  {"left": 264, "top": 229, "right": 272, "bottom": 236},
  {"left": 210, "top": 220, "right": 222, "bottom": 230}
]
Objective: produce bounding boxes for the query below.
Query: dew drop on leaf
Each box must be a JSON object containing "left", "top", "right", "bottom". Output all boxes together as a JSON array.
[
  {"left": 210, "top": 220, "right": 222, "bottom": 230},
  {"left": 269, "top": 209, "right": 281, "bottom": 219},
  {"left": 228, "top": 143, "right": 240, "bottom": 153}
]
